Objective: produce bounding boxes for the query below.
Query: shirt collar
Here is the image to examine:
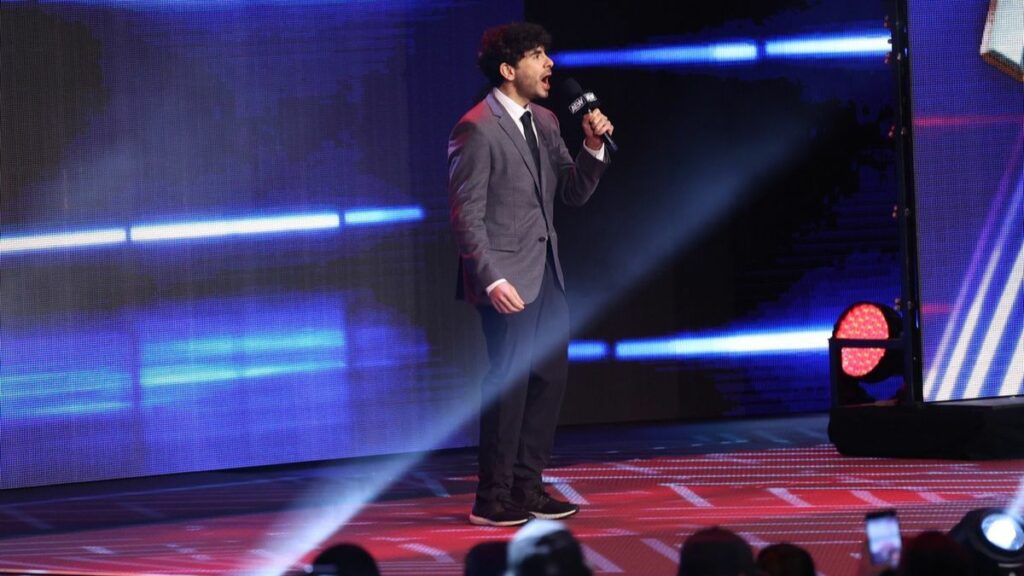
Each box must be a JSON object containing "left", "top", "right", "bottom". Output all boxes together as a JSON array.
[{"left": 492, "top": 87, "right": 531, "bottom": 121}]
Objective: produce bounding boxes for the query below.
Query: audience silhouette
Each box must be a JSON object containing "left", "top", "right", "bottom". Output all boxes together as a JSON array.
[
  {"left": 898, "top": 530, "right": 974, "bottom": 576},
  {"left": 505, "top": 519, "right": 592, "bottom": 576},
  {"left": 757, "top": 542, "right": 816, "bottom": 576},
  {"left": 677, "top": 526, "right": 758, "bottom": 576},
  {"left": 310, "top": 542, "right": 381, "bottom": 576},
  {"left": 300, "top": 511, "right": 999, "bottom": 576},
  {"left": 465, "top": 540, "right": 509, "bottom": 576}
]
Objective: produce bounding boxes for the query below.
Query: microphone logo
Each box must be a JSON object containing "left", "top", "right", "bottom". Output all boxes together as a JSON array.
[
  {"left": 569, "top": 96, "right": 587, "bottom": 115},
  {"left": 568, "top": 92, "right": 599, "bottom": 116}
]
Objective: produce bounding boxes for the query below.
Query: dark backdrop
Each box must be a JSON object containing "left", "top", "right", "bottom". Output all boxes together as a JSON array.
[{"left": 527, "top": 1, "right": 901, "bottom": 423}]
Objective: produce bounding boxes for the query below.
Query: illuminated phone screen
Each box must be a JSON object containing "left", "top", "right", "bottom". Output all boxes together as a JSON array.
[{"left": 866, "top": 512, "right": 902, "bottom": 566}]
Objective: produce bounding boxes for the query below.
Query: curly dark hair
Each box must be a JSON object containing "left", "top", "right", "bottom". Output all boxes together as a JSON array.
[{"left": 477, "top": 22, "right": 552, "bottom": 88}]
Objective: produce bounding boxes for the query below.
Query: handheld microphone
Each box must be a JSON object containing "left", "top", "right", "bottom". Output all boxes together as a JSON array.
[{"left": 562, "top": 78, "right": 618, "bottom": 152}]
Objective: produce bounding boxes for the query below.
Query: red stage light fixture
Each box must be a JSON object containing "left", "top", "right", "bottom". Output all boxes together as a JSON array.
[{"left": 832, "top": 302, "right": 902, "bottom": 382}]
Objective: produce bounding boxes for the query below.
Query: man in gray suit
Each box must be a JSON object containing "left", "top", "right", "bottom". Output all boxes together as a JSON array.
[{"left": 448, "top": 22, "right": 613, "bottom": 527}]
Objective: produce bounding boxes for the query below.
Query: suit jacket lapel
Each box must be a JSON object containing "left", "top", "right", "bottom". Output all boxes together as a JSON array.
[
  {"left": 534, "top": 110, "right": 552, "bottom": 199},
  {"left": 487, "top": 94, "right": 542, "bottom": 191}
]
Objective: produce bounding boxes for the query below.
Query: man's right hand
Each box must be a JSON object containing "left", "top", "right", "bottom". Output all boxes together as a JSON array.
[{"left": 489, "top": 282, "right": 526, "bottom": 314}]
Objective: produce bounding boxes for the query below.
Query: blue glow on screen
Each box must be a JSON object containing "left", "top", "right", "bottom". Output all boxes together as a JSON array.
[
  {"left": 764, "top": 34, "right": 891, "bottom": 58},
  {"left": 0, "top": 228, "right": 127, "bottom": 254},
  {"left": 142, "top": 360, "right": 348, "bottom": 387},
  {"left": 141, "top": 329, "right": 348, "bottom": 389},
  {"left": 1, "top": 206, "right": 424, "bottom": 255},
  {"left": 555, "top": 32, "right": 889, "bottom": 68},
  {"left": 143, "top": 330, "right": 346, "bottom": 361},
  {"left": 568, "top": 340, "right": 610, "bottom": 361},
  {"left": 615, "top": 328, "right": 832, "bottom": 360},
  {"left": 343, "top": 206, "right": 425, "bottom": 225},
  {"left": 130, "top": 212, "right": 341, "bottom": 242},
  {"left": 556, "top": 42, "right": 759, "bottom": 68},
  {"left": 2, "top": 369, "right": 130, "bottom": 418},
  {"left": 0, "top": 289, "right": 455, "bottom": 488}
]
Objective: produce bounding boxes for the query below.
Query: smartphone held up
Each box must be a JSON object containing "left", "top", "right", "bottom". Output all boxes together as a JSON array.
[{"left": 866, "top": 509, "right": 903, "bottom": 568}]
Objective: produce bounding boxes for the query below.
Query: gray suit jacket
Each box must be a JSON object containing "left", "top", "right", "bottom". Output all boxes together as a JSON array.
[{"left": 448, "top": 92, "right": 609, "bottom": 306}]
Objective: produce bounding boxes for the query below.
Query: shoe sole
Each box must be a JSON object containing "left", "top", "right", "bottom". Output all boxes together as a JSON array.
[
  {"left": 529, "top": 508, "right": 579, "bottom": 520},
  {"left": 469, "top": 513, "right": 531, "bottom": 527}
]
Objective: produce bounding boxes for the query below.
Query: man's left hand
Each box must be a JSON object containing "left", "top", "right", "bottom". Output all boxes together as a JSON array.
[{"left": 583, "top": 108, "right": 614, "bottom": 151}]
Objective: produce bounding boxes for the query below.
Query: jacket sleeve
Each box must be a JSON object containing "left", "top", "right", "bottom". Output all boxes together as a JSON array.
[
  {"left": 546, "top": 111, "right": 610, "bottom": 207},
  {"left": 448, "top": 120, "right": 503, "bottom": 291}
]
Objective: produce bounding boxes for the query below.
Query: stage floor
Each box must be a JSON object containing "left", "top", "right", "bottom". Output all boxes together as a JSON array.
[{"left": 2, "top": 414, "right": 1022, "bottom": 575}]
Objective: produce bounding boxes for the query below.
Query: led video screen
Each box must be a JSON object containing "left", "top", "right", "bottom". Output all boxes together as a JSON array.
[
  {"left": 2, "top": 0, "right": 908, "bottom": 489},
  {"left": 0, "top": 0, "right": 520, "bottom": 489},
  {"left": 909, "top": 0, "right": 1024, "bottom": 401}
]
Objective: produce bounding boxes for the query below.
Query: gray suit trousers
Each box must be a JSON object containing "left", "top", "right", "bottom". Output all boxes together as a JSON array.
[{"left": 475, "top": 249, "right": 569, "bottom": 504}]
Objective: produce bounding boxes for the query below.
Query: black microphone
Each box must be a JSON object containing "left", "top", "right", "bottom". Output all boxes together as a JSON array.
[{"left": 562, "top": 78, "right": 618, "bottom": 152}]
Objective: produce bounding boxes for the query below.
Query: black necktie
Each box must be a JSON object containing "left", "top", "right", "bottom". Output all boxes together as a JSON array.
[{"left": 520, "top": 111, "right": 542, "bottom": 175}]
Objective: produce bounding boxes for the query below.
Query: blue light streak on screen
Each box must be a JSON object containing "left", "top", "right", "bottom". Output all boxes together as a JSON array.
[
  {"left": 554, "top": 32, "right": 889, "bottom": 69},
  {"left": 343, "top": 206, "right": 425, "bottom": 226},
  {"left": 555, "top": 42, "right": 759, "bottom": 68},
  {"left": 0, "top": 206, "right": 424, "bottom": 255},
  {"left": 141, "top": 330, "right": 348, "bottom": 392},
  {"left": 0, "top": 228, "right": 128, "bottom": 254},
  {"left": 141, "top": 330, "right": 348, "bottom": 391},
  {"left": 142, "top": 330, "right": 346, "bottom": 361},
  {"left": 1, "top": 327, "right": 133, "bottom": 421},
  {"left": 136, "top": 302, "right": 351, "bottom": 407},
  {"left": 130, "top": 212, "right": 340, "bottom": 242},
  {"left": 567, "top": 340, "right": 609, "bottom": 361},
  {"left": 142, "top": 360, "right": 348, "bottom": 388},
  {"left": 764, "top": 34, "right": 891, "bottom": 58},
  {"left": 1, "top": 370, "right": 130, "bottom": 418},
  {"left": 614, "top": 328, "right": 833, "bottom": 360}
]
